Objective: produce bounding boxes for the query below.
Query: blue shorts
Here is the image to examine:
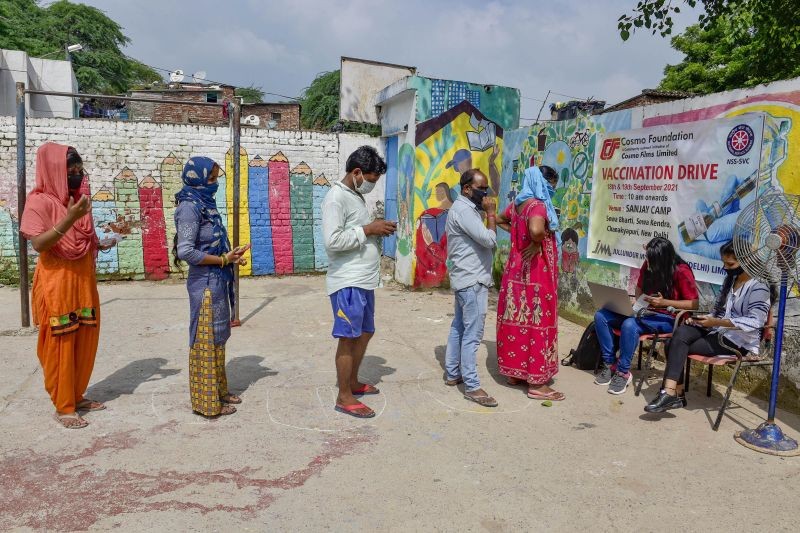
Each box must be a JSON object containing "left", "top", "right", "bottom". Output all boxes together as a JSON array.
[{"left": 330, "top": 287, "right": 375, "bottom": 338}]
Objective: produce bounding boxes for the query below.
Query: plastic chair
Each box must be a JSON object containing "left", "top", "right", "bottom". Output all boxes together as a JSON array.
[{"left": 684, "top": 314, "right": 774, "bottom": 431}]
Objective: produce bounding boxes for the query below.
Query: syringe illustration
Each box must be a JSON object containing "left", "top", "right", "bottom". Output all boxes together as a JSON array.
[{"left": 678, "top": 169, "right": 758, "bottom": 244}]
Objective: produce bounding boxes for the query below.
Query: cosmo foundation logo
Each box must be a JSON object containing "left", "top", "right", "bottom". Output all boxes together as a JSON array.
[{"left": 600, "top": 138, "right": 621, "bottom": 160}]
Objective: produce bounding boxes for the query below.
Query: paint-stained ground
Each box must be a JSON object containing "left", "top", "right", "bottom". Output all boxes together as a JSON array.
[{"left": 1, "top": 276, "right": 799, "bottom": 532}]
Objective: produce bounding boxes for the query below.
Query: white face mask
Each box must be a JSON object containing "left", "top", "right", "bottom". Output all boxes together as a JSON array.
[{"left": 355, "top": 173, "right": 376, "bottom": 194}]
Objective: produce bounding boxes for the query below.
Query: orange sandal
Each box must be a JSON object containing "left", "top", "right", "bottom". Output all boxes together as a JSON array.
[
  {"left": 334, "top": 402, "right": 375, "bottom": 418},
  {"left": 352, "top": 384, "right": 380, "bottom": 395}
]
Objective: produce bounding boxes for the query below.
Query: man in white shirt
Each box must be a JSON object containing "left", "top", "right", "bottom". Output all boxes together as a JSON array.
[{"left": 321, "top": 146, "right": 396, "bottom": 418}]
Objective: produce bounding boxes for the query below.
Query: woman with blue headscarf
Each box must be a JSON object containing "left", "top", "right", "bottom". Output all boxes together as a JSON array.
[
  {"left": 173, "top": 156, "right": 249, "bottom": 417},
  {"left": 495, "top": 165, "right": 565, "bottom": 401}
]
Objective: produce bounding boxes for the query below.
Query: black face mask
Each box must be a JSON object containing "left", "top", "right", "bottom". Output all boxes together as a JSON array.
[
  {"left": 68, "top": 172, "right": 84, "bottom": 191},
  {"left": 725, "top": 265, "right": 745, "bottom": 277},
  {"left": 470, "top": 188, "right": 489, "bottom": 210}
]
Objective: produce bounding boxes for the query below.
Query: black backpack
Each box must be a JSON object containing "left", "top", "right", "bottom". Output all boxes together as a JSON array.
[{"left": 561, "top": 321, "right": 601, "bottom": 371}]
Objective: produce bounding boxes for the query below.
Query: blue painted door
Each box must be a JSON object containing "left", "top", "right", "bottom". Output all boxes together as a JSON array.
[{"left": 383, "top": 136, "right": 399, "bottom": 258}]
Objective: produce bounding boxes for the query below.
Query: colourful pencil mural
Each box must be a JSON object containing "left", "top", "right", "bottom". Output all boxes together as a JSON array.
[
  {"left": 225, "top": 147, "right": 252, "bottom": 276},
  {"left": 113, "top": 168, "right": 145, "bottom": 278},
  {"left": 312, "top": 174, "right": 330, "bottom": 271},
  {"left": 0, "top": 148, "right": 330, "bottom": 283},
  {"left": 249, "top": 155, "right": 275, "bottom": 275},
  {"left": 268, "top": 151, "right": 293, "bottom": 274},
  {"left": 290, "top": 162, "right": 314, "bottom": 273},
  {"left": 92, "top": 187, "right": 119, "bottom": 275},
  {"left": 138, "top": 175, "right": 169, "bottom": 281}
]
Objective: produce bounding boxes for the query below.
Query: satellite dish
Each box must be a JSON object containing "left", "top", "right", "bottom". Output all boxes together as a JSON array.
[
  {"left": 244, "top": 115, "right": 261, "bottom": 126},
  {"left": 192, "top": 71, "right": 207, "bottom": 82},
  {"left": 169, "top": 69, "right": 185, "bottom": 83}
]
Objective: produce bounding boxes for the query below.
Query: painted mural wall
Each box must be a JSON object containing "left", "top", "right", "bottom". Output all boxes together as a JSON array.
[
  {"left": 409, "top": 76, "right": 521, "bottom": 132},
  {"left": 397, "top": 101, "right": 505, "bottom": 288},
  {"left": 0, "top": 119, "right": 382, "bottom": 284},
  {"left": 379, "top": 76, "right": 520, "bottom": 287},
  {"left": 385, "top": 75, "right": 800, "bottom": 393},
  {"left": 496, "top": 78, "right": 800, "bottom": 392}
]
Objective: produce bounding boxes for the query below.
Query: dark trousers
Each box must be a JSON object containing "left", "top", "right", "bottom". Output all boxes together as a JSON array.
[{"left": 665, "top": 325, "right": 739, "bottom": 383}]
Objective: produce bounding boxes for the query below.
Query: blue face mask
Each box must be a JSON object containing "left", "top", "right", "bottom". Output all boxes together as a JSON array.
[
  {"left": 205, "top": 181, "right": 219, "bottom": 196},
  {"left": 546, "top": 183, "right": 556, "bottom": 199}
]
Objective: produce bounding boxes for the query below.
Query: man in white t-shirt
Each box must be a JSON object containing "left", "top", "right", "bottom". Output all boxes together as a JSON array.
[{"left": 321, "top": 146, "right": 396, "bottom": 418}]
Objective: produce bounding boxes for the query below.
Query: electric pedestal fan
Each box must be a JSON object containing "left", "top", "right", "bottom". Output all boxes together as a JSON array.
[{"left": 732, "top": 191, "right": 800, "bottom": 456}]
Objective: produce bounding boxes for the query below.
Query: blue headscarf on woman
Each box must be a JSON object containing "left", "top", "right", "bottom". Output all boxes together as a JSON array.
[
  {"left": 515, "top": 166, "right": 560, "bottom": 232},
  {"left": 174, "top": 156, "right": 234, "bottom": 287}
]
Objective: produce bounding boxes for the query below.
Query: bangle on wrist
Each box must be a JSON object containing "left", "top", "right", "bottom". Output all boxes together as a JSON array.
[
  {"left": 52, "top": 225, "right": 65, "bottom": 236},
  {"left": 220, "top": 254, "right": 228, "bottom": 267}
]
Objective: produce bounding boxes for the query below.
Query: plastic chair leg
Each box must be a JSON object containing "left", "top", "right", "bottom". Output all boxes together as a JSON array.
[{"left": 706, "top": 365, "right": 714, "bottom": 397}]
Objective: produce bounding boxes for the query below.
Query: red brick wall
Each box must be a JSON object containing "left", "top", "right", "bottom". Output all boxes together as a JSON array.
[
  {"left": 130, "top": 87, "right": 235, "bottom": 126},
  {"left": 242, "top": 104, "right": 301, "bottom": 130}
]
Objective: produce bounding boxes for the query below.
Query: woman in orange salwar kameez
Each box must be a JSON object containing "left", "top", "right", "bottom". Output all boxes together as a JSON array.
[
  {"left": 21, "top": 143, "right": 112, "bottom": 429},
  {"left": 495, "top": 166, "right": 564, "bottom": 401}
]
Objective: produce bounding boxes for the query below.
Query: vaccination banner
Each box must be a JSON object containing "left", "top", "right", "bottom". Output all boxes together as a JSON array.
[{"left": 587, "top": 114, "right": 764, "bottom": 283}]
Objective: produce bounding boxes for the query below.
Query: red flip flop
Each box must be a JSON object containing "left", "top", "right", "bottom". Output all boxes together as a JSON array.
[
  {"left": 352, "top": 384, "right": 380, "bottom": 395},
  {"left": 334, "top": 402, "right": 376, "bottom": 418}
]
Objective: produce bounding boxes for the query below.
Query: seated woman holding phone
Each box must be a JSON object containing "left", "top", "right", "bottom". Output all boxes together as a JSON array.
[
  {"left": 645, "top": 241, "right": 772, "bottom": 413},
  {"left": 594, "top": 237, "right": 699, "bottom": 395}
]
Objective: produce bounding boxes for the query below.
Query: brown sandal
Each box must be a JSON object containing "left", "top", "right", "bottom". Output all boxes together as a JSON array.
[
  {"left": 527, "top": 389, "right": 566, "bottom": 401},
  {"left": 76, "top": 399, "right": 106, "bottom": 411},
  {"left": 54, "top": 412, "right": 89, "bottom": 429},
  {"left": 463, "top": 391, "right": 498, "bottom": 407},
  {"left": 221, "top": 394, "right": 242, "bottom": 404}
]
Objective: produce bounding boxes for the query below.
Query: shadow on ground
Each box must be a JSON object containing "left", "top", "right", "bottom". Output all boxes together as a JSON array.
[
  {"left": 360, "top": 355, "right": 397, "bottom": 385},
  {"left": 87, "top": 358, "right": 181, "bottom": 403},
  {"left": 226, "top": 355, "right": 278, "bottom": 394}
]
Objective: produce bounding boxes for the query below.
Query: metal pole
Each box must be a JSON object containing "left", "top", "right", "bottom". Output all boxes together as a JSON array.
[
  {"left": 767, "top": 277, "right": 789, "bottom": 422},
  {"left": 24, "top": 89, "right": 225, "bottom": 108},
  {"left": 232, "top": 102, "right": 241, "bottom": 324},
  {"left": 534, "top": 89, "right": 551, "bottom": 125},
  {"left": 16, "top": 82, "right": 30, "bottom": 328}
]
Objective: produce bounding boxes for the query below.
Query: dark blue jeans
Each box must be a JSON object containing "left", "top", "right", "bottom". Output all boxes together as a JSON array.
[{"left": 594, "top": 309, "right": 674, "bottom": 375}]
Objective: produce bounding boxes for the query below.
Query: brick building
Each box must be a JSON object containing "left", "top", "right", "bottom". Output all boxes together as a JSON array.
[
  {"left": 241, "top": 103, "right": 301, "bottom": 130},
  {"left": 599, "top": 89, "right": 694, "bottom": 114},
  {"left": 128, "top": 82, "right": 234, "bottom": 126}
]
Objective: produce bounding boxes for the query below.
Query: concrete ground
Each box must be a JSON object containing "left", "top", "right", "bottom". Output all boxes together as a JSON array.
[{"left": 1, "top": 276, "right": 799, "bottom": 532}]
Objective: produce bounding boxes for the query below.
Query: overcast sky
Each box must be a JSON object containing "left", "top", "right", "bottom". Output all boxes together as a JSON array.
[{"left": 76, "top": 0, "right": 701, "bottom": 123}]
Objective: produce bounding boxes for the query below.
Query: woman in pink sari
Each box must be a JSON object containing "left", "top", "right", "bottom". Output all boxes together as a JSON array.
[{"left": 495, "top": 166, "right": 564, "bottom": 401}]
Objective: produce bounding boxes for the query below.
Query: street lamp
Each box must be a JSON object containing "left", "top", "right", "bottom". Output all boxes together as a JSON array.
[{"left": 65, "top": 43, "right": 83, "bottom": 63}]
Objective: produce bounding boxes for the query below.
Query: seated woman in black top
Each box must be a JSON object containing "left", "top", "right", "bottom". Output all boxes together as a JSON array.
[{"left": 645, "top": 241, "right": 773, "bottom": 413}]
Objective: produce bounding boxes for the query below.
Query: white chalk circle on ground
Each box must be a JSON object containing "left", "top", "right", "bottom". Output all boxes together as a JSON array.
[{"left": 265, "top": 370, "right": 387, "bottom": 433}]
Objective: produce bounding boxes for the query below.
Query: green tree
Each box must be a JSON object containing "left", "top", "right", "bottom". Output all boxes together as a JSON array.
[
  {"left": 659, "top": 14, "right": 799, "bottom": 93},
  {"left": 300, "top": 70, "right": 341, "bottom": 130},
  {"left": 619, "top": 1, "right": 800, "bottom": 91},
  {"left": 299, "top": 70, "right": 380, "bottom": 134},
  {"left": 235, "top": 85, "right": 265, "bottom": 104},
  {"left": 0, "top": 0, "right": 160, "bottom": 94}
]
